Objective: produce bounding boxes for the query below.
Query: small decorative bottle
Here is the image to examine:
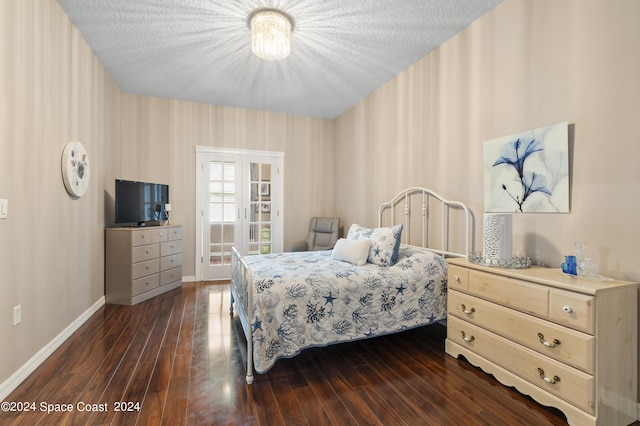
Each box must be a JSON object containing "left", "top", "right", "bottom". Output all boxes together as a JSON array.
[{"left": 561, "top": 255, "right": 577, "bottom": 275}]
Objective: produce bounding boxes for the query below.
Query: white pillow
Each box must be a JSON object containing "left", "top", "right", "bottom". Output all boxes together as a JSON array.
[{"left": 331, "top": 238, "right": 371, "bottom": 266}]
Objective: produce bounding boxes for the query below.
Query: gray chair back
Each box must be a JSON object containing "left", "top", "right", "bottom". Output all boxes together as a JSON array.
[{"left": 291, "top": 216, "right": 340, "bottom": 251}]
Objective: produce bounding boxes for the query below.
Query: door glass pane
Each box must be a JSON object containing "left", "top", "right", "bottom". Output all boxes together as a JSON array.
[
  {"left": 249, "top": 161, "right": 272, "bottom": 255},
  {"left": 248, "top": 223, "right": 259, "bottom": 243},
  {"left": 209, "top": 160, "right": 236, "bottom": 265}
]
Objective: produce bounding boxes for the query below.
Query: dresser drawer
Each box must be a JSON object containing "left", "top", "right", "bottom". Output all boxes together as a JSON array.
[
  {"left": 549, "top": 289, "right": 595, "bottom": 334},
  {"left": 167, "top": 226, "right": 182, "bottom": 241},
  {"left": 131, "top": 243, "right": 160, "bottom": 263},
  {"left": 448, "top": 316, "right": 595, "bottom": 413},
  {"left": 131, "top": 229, "right": 158, "bottom": 247},
  {"left": 151, "top": 228, "right": 169, "bottom": 243},
  {"left": 161, "top": 240, "right": 182, "bottom": 257},
  {"left": 161, "top": 253, "right": 182, "bottom": 271},
  {"left": 132, "top": 273, "right": 160, "bottom": 296},
  {"left": 448, "top": 291, "right": 595, "bottom": 373},
  {"left": 160, "top": 266, "right": 182, "bottom": 286},
  {"left": 448, "top": 264, "right": 469, "bottom": 292},
  {"left": 132, "top": 258, "right": 160, "bottom": 280},
  {"left": 469, "top": 270, "right": 549, "bottom": 318}
]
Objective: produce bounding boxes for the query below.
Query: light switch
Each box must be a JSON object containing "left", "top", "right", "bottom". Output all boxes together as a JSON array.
[{"left": 0, "top": 199, "right": 8, "bottom": 219}]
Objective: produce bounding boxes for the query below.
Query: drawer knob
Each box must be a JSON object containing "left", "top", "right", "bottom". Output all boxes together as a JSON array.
[
  {"left": 562, "top": 305, "right": 572, "bottom": 313},
  {"left": 537, "top": 368, "right": 561, "bottom": 385},
  {"left": 537, "top": 333, "right": 561, "bottom": 348},
  {"left": 461, "top": 304, "right": 475, "bottom": 316},
  {"left": 453, "top": 275, "right": 460, "bottom": 281},
  {"left": 461, "top": 331, "right": 475, "bottom": 343}
]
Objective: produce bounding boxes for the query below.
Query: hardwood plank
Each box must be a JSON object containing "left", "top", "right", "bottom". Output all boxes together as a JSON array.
[
  {"left": 353, "top": 385, "right": 409, "bottom": 426},
  {"left": 139, "top": 308, "right": 185, "bottom": 425},
  {"left": 3, "top": 282, "right": 632, "bottom": 426},
  {"left": 297, "top": 355, "right": 358, "bottom": 426},
  {"left": 314, "top": 366, "right": 381, "bottom": 425},
  {"left": 293, "top": 385, "right": 332, "bottom": 426},
  {"left": 161, "top": 288, "right": 197, "bottom": 426},
  {"left": 267, "top": 375, "right": 308, "bottom": 425},
  {"left": 359, "top": 346, "right": 458, "bottom": 424}
]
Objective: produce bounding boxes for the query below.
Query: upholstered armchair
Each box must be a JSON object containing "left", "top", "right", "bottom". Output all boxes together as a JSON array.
[{"left": 290, "top": 217, "right": 341, "bottom": 251}]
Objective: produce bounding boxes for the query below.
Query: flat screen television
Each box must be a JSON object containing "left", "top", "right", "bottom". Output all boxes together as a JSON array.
[{"left": 115, "top": 179, "right": 169, "bottom": 226}]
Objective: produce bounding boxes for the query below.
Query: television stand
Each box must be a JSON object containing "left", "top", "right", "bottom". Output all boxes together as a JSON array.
[{"left": 105, "top": 225, "right": 182, "bottom": 305}]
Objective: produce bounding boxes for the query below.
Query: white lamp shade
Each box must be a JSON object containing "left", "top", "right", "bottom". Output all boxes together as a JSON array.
[{"left": 482, "top": 213, "right": 512, "bottom": 260}]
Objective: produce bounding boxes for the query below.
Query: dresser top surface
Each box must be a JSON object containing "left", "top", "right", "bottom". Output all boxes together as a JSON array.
[
  {"left": 448, "top": 257, "right": 637, "bottom": 294},
  {"left": 106, "top": 224, "right": 181, "bottom": 231}
]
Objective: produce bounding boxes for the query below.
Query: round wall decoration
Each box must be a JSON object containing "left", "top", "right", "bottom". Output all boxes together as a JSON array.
[{"left": 61, "top": 141, "right": 90, "bottom": 197}]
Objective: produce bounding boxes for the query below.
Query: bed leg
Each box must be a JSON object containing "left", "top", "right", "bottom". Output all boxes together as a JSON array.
[
  {"left": 246, "top": 335, "right": 254, "bottom": 384},
  {"left": 246, "top": 316, "right": 254, "bottom": 384},
  {"left": 229, "top": 293, "right": 234, "bottom": 315}
]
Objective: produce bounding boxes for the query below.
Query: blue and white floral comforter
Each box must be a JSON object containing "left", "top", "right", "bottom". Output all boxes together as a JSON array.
[{"left": 243, "top": 244, "right": 448, "bottom": 373}]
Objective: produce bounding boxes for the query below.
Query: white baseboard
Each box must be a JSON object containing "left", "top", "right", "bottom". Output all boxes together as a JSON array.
[
  {"left": 182, "top": 275, "right": 197, "bottom": 283},
  {"left": 637, "top": 402, "right": 640, "bottom": 421},
  {"left": 0, "top": 296, "right": 105, "bottom": 402}
]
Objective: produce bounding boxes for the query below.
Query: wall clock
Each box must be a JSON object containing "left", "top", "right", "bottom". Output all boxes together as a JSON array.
[{"left": 61, "top": 141, "right": 90, "bottom": 198}]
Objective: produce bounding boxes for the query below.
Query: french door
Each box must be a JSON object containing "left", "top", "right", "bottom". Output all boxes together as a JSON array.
[{"left": 195, "top": 147, "right": 283, "bottom": 281}]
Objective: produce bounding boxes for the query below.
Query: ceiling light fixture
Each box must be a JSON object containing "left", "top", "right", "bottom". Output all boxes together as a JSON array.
[{"left": 249, "top": 9, "right": 293, "bottom": 61}]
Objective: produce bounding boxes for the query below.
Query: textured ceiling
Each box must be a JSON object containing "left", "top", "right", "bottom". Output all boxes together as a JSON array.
[{"left": 57, "top": 0, "right": 502, "bottom": 119}]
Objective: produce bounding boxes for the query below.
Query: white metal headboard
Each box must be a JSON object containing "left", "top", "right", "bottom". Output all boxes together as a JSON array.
[{"left": 378, "top": 187, "right": 472, "bottom": 258}]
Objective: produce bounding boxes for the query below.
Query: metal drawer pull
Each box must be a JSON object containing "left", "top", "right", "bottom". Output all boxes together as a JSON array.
[
  {"left": 537, "top": 368, "right": 561, "bottom": 384},
  {"left": 461, "top": 331, "right": 475, "bottom": 343},
  {"left": 537, "top": 333, "right": 561, "bottom": 347},
  {"left": 461, "top": 304, "right": 475, "bottom": 316}
]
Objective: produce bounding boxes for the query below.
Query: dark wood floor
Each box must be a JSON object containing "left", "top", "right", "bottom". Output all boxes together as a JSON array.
[{"left": 1, "top": 282, "right": 596, "bottom": 425}]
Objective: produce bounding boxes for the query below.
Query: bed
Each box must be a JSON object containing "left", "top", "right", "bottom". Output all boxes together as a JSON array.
[{"left": 231, "top": 187, "right": 472, "bottom": 384}]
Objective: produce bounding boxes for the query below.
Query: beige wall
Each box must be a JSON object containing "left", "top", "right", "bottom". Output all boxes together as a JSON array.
[
  {"left": 337, "top": 0, "right": 640, "bottom": 279},
  {"left": 335, "top": 0, "right": 640, "bottom": 401},
  {"left": 0, "top": 0, "right": 334, "bottom": 393},
  {"left": 0, "top": 0, "right": 120, "bottom": 387},
  {"left": 2, "top": 0, "right": 639, "bottom": 409},
  {"left": 115, "top": 96, "right": 335, "bottom": 276}
]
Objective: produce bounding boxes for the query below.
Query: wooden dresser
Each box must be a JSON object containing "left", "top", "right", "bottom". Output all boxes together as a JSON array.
[
  {"left": 445, "top": 258, "right": 637, "bottom": 426},
  {"left": 106, "top": 225, "right": 183, "bottom": 305}
]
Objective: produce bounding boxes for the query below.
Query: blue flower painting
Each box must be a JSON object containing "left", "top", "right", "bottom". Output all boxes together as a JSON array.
[{"left": 484, "top": 122, "right": 569, "bottom": 213}]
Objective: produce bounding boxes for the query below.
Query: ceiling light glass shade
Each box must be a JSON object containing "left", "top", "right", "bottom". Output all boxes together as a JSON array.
[{"left": 250, "top": 10, "right": 292, "bottom": 61}]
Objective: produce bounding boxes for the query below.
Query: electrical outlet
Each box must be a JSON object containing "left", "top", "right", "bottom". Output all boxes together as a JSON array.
[{"left": 13, "top": 305, "right": 21, "bottom": 326}]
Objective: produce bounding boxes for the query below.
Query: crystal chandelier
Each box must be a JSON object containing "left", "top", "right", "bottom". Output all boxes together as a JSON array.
[{"left": 250, "top": 9, "right": 293, "bottom": 61}]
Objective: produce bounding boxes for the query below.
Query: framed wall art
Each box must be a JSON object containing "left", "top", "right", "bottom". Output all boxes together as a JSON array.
[{"left": 483, "top": 121, "right": 569, "bottom": 213}]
